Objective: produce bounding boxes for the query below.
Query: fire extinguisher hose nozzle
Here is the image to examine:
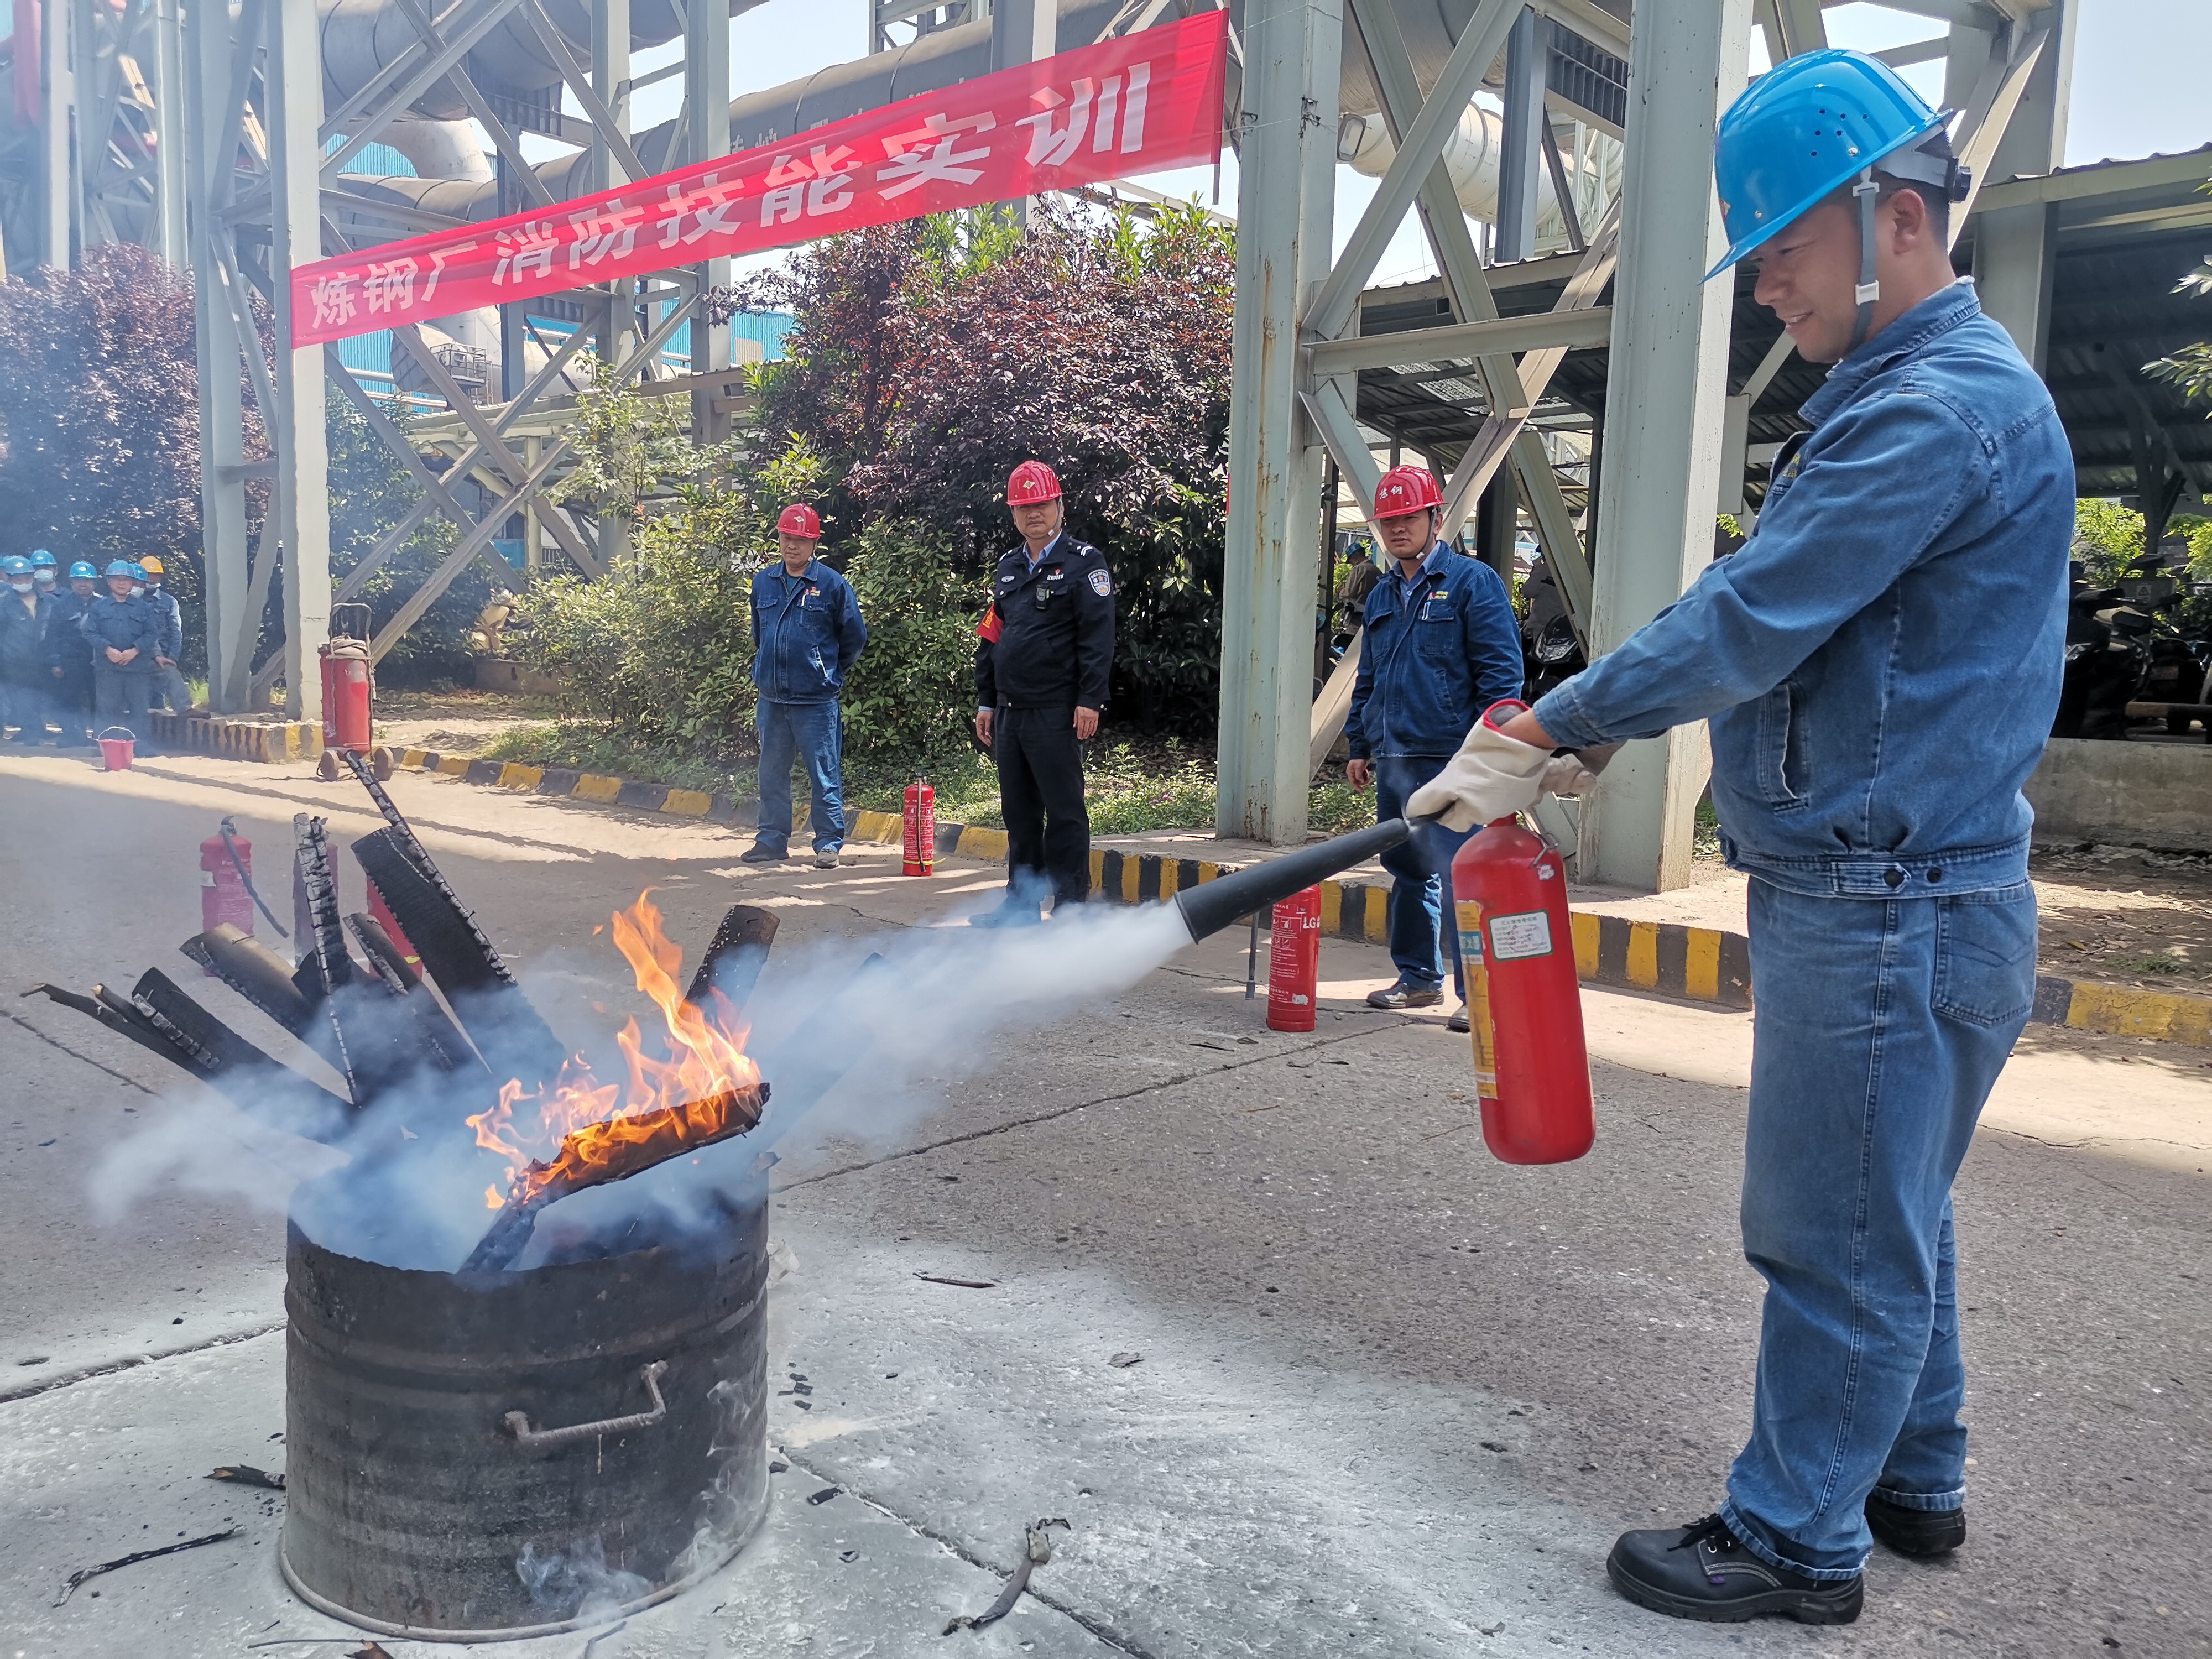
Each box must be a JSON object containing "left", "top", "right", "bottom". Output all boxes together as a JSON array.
[{"left": 1170, "top": 817, "right": 1415, "bottom": 945}]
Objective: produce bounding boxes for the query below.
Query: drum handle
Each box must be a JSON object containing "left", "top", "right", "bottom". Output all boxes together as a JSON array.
[{"left": 503, "top": 1361, "right": 668, "bottom": 1452}]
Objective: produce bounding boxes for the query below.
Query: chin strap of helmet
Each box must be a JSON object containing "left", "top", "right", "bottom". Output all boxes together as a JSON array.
[{"left": 1849, "top": 167, "right": 1880, "bottom": 354}]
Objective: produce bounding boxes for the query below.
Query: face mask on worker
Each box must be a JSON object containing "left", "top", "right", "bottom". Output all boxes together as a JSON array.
[{"left": 9, "top": 580, "right": 33, "bottom": 594}]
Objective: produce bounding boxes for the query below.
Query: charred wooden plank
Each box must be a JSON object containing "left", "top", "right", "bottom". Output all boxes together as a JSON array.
[
  {"left": 345, "top": 913, "right": 479, "bottom": 1075},
  {"left": 129, "top": 970, "right": 352, "bottom": 1142},
  {"left": 181, "top": 925, "right": 315, "bottom": 1035},
  {"left": 351, "top": 828, "right": 566, "bottom": 1092},
  {"left": 683, "top": 904, "right": 779, "bottom": 1014},
  {"left": 461, "top": 1081, "right": 770, "bottom": 1273}
]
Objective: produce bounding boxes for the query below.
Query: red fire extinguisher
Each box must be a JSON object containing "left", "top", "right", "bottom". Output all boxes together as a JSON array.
[
  {"left": 1266, "top": 884, "right": 1323, "bottom": 1033},
  {"left": 1452, "top": 815, "right": 1594, "bottom": 1164},
  {"left": 903, "top": 776, "right": 936, "bottom": 876},
  {"left": 320, "top": 603, "right": 374, "bottom": 754},
  {"left": 201, "top": 817, "right": 259, "bottom": 940}
]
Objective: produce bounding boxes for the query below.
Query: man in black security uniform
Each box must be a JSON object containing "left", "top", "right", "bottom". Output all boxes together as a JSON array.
[{"left": 972, "top": 460, "right": 1115, "bottom": 927}]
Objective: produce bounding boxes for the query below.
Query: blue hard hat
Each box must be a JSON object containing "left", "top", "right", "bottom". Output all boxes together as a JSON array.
[
  {"left": 29, "top": 549, "right": 56, "bottom": 568},
  {"left": 1, "top": 556, "right": 32, "bottom": 577},
  {"left": 1707, "top": 48, "right": 1948, "bottom": 278},
  {"left": 105, "top": 560, "right": 136, "bottom": 579},
  {"left": 126, "top": 561, "right": 148, "bottom": 582},
  {"left": 69, "top": 561, "right": 98, "bottom": 580}
]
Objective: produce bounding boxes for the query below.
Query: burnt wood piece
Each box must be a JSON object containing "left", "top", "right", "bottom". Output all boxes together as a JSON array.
[
  {"left": 24, "top": 983, "right": 191, "bottom": 1068},
  {"left": 129, "top": 969, "right": 352, "bottom": 1140},
  {"left": 342, "top": 751, "right": 522, "bottom": 989},
  {"left": 682, "top": 905, "right": 780, "bottom": 1014},
  {"left": 346, "top": 913, "right": 480, "bottom": 1075},
  {"left": 182, "top": 925, "right": 316, "bottom": 1034},
  {"left": 351, "top": 828, "right": 566, "bottom": 1092},
  {"left": 291, "top": 816, "right": 368, "bottom": 1100},
  {"left": 461, "top": 1081, "right": 771, "bottom": 1273}
]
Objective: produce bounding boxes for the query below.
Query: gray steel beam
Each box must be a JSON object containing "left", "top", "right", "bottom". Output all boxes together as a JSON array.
[
  {"left": 1306, "top": 0, "right": 1517, "bottom": 346},
  {"left": 686, "top": 0, "right": 732, "bottom": 439},
  {"left": 1494, "top": 6, "right": 1546, "bottom": 264},
  {"left": 1306, "top": 305, "right": 1614, "bottom": 377},
  {"left": 151, "top": 0, "right": 189, "bottom": 264},
  {"left": 187, "top": 0, "right": 252, "bottom": 711},
  {"left": 1219, "top": 0, "right": 1342, "bottom": 845},
  {"left": 1970, "top": 2, "right": 2074, "bottom": 373},
  {"left": 269, "top": 0, "right": 332, "bottom": 721},
  {"left": 1577, "top": 0, "right": 1751, "bottom": 894},
  {"left": 40, "top": 0, "right": 74, "bottom": 266}
]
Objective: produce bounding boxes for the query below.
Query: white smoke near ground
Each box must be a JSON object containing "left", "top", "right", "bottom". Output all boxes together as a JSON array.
[{"left": 84, "top": 893, "right": 1197, "bottom": 1272}]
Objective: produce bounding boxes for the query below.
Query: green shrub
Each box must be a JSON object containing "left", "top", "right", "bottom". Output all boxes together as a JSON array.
[{"left": 837, "top": 519, "right": 988, "bottom": 770}]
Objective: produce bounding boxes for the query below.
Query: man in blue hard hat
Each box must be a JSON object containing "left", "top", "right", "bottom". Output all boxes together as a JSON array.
[
  {"left": 81, "top": 559, "right": 165, "bottom": 752},
  {"left": 1410, "top": 51, "right": 2071, "bottom": 1626},
  {"left": 28, "top": 550, "right": 59, "bottom": 598},
  {"left": 45, "top": 561, "right": 101, "bottom": 747}
]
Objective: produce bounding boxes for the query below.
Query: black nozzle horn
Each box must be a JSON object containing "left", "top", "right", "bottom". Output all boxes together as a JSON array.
[{"left": 1171, "top": 817, "right": 1415, "bottom": 944}]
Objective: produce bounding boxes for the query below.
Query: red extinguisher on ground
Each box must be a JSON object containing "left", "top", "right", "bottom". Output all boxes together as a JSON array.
[
  {"left": 199, "top": 817, "right": 289, "bottom": 972},
  {"left": 903, "top": 776, "right": 936, "bottom": 876},
  {"left": 320, "top": 603, "right": 374, "bottom": 753},
  {"left": 1266, "top": 885, "right": 1323, "bottom": 1033},
  {"left": 1452, "top": 813, "right": 1595, "bottom": 1165}
]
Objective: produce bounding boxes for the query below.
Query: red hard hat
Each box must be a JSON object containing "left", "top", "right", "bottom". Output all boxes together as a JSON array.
[
  {"left": 777, "top": 503, "right": 822, "bottom": 539},
  {"left": 1006, "top": 460, "right": 1063, "bottom": 505},
  {"left": 1373, "top": 465, "right": 1444, "bottom": 519}
]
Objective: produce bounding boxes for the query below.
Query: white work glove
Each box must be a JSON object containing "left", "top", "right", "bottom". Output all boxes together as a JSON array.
[
  {"left": 1538, "top": 752, "right": 1606, "bottom": 797},
  {"left": 1407, "top": 706, "right": 1554, "bottom": 832}
]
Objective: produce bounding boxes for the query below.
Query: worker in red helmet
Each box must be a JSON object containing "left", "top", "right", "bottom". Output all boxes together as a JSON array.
[
  {"left": 1344, "top": 464, "right": 1524, "bottom": 1030},
  {"left": 742, "top": 503, "right": 868, "bottom": 870},
  {"left": 971, "top": 460, "right": 1116, "bottom": 925}
]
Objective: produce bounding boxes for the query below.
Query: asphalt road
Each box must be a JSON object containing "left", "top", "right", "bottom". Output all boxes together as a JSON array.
[{"left": 0, "top": 750, "right": 2204, "bottom": 1658}]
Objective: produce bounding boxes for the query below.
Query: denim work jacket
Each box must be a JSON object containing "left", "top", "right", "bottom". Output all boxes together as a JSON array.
[
  {"left": 79, "top": 592, "right": 166, "bottom": 668},
  {"left": 750, "top": 559, "right": 868, "bottom": 706},
  {"left": 1534, "top": 282, "right": 2073, "bottom": 897},
  {"left": 1347, "top": 543, "right": 1525, "bottom": 760}
]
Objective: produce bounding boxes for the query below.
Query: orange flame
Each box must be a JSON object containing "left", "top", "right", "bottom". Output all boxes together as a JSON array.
[{"left": 468, "top": 891, "right": 764, "bottom": 1207}]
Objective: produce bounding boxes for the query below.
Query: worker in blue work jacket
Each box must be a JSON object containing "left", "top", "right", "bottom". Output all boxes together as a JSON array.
[
  {"left": 140, "top": 555, "right": 190, "bottom": 713},
  {"left": 80, "top": 559, "right": 166, "bottom": 752},
  {"left": 1410, "top": 53, "right": 2072, "bottom": 1628},
  {"left": 44, "top": 561, "right": 100, "bottom": 748},
  {"left": 0, "top": 556, "right": 56, "bottom": 742},
  {"left": 1344, "top": 463, "right": 1525, "bottom": 1034},
  {"left": 742, "top": 504, "right": 868, "bottom": 870}
]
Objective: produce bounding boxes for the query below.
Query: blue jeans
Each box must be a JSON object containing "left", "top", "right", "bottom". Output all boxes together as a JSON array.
[
  {"left": 1720, "top": 877, "right": 2037, "bottom": 1580},
  {"left": 1374, "top": 756, "right": 1478, "bottom": 998},
  {"left": 755, "top": 698, "right": 844, "bottom": 854}
]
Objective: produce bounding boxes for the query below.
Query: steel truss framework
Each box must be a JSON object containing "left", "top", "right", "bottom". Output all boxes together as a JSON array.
[{"left": 1219, "top": 0, "right": 2074, "bottom": 877}]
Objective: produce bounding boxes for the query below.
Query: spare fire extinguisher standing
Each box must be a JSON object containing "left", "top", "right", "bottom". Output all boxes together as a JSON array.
[
  {"left": 903, "top": 776, "right": 936, "bottom": 876},
  {"left": 316, "top": 604, "right": 390, "bottom": 780},
  {"left": 198, "top": 817, "right": 290, "bottom": 972}
]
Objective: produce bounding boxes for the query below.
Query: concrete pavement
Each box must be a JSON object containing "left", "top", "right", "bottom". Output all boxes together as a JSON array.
[{"left": 0, "top": 749, "right": 2205, "bottom": 1657}]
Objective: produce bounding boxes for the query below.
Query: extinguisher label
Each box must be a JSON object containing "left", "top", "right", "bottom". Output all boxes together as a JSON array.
[
  {"left": 1457, "top": 898, "right": 1500, "bottom": 1101},
  {"left": 200, "top": 870, "right": 216, "bottom": 888},
  {"left": 1488, "top": 910, "right": 1554, "bottom": 961}
]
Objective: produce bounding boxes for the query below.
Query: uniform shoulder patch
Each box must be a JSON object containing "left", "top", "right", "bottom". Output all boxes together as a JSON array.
[{"left": 1087, "top": 568, "right": 1112, "bottom": 597}]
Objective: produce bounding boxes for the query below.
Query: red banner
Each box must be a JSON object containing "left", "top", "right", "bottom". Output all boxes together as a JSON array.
[{"left": 293, "top": 11, "right": 1228, "bottom": 347}]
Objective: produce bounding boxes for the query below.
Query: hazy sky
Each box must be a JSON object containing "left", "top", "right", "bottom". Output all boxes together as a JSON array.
[{"left": 607, "top": 0, "right": 2212, "bottom": 285}]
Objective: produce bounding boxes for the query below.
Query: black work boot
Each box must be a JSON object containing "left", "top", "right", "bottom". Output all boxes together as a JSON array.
[
  {"left": 1866, "top": 1492, "right": 1965, "bottom": 1558},
  {"left": 1366, "top": 978, "right": 1444, "bottom": 1010},
  {"left": 1606, "top": 1514, "right": 1863, "bottom": 1625}
]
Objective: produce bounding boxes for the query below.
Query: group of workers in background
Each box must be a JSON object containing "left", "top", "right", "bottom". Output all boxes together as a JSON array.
[{"left": 0, "top": 551, "right": 186, "bottom": 750}]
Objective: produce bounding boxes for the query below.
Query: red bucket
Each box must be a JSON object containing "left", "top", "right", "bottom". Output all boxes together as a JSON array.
[{"left": 97, "top": 726, "right": 135, "bottom": 771}]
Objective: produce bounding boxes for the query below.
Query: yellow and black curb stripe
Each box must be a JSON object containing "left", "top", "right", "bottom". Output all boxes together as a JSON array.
[
  {"left": 147, "top": 711, "right": 323, "bottom": 763},
  {"left": 378, "top": 750, "right": 2212, "bottom": 1039},
  {"left": 2033, "top": 974, "right": 2212, "bottom": 1047}
]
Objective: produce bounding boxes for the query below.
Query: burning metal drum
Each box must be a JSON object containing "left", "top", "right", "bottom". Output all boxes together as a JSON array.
[{"left": 279, "top": 1172, "right": 771, "bottom": 1641}]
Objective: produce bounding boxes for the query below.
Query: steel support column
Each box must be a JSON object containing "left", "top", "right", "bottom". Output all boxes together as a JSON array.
[
  {"left": 39, "top": 0, "right": 74, "bottom": 267},
  {"left": 686, "top": 0, "right": 731, "bottom": 440},
  {"left": 1217, "top": 0, "right": 1341, "bottom": 846},
  {"left": 1972, "top": 0, "right": 2075, "bottom": 374},
  {"left": 1575, "top": 0, "right": 1751, "bottom": 893},
  {"left": 269, "top": 0, "right": 330, "bottom": 721},
  {"left": 1494, "top": 6, "right": 1546, "bottom": 263},
  {"left": 187, "top": 0, "right": 251, "bottom": 710},
  {"left": 150, "top": 0, "right": 189, "bottom": 266}
]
